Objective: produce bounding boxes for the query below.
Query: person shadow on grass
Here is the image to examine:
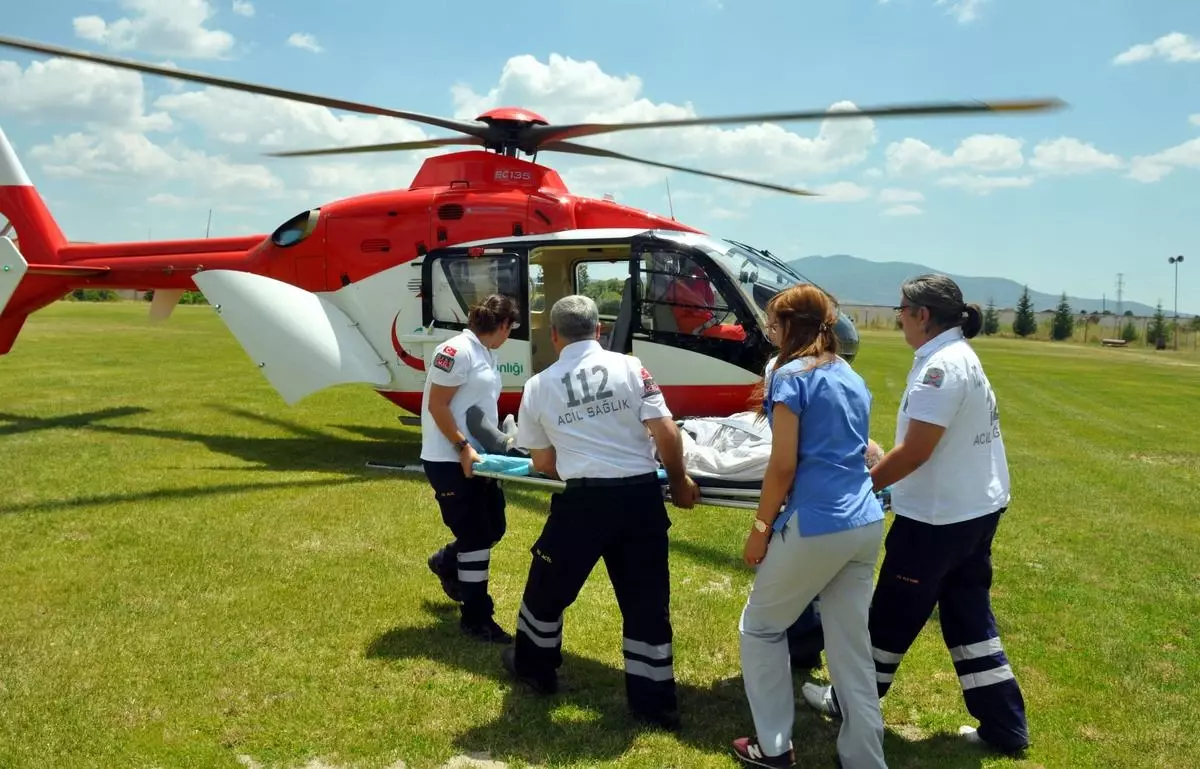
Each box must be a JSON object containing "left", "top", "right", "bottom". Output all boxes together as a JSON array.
[{"left": 364, "top": 600, "right": 985, "bottom": 768}]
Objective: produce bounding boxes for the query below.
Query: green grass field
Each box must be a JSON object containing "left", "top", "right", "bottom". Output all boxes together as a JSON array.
[{"left": 2, "top": 302, "right": 1197, "bottom": 769}]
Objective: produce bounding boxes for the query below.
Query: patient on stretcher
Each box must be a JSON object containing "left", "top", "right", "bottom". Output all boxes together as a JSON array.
[{"left": 464, "top": 405, "right": 884, "bottom": 489}]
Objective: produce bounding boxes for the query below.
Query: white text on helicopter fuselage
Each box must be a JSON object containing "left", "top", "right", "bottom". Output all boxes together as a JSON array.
[
  {"left": 556, "top": 398, "right": 631, "bottom": 425},
  {"left": 494, "top": 169, "right": 533, "bottom": 182}
]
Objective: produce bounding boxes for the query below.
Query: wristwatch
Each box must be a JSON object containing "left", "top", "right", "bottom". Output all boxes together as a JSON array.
[
  {"left": 752, "top": 518, "right": 769, "bottom": 534},
  {"left": 454, "top": 439, "right": 470, "bottom": 454}
]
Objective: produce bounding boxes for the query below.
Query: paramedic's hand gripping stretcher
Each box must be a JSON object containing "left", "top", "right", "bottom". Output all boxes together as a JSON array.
[{"left": 463, "top": 406, "right": 892, "bottom": 511}]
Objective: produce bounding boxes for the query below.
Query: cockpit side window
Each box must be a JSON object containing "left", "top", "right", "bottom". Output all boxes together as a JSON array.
[
  {"left": 430, "top": 255, "right": 522, "bottom": 324},
  {"left": 638, "top": 251, "right": 742, "bottom": 339}
]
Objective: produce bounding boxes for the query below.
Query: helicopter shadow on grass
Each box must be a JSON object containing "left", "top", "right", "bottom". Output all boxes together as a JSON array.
[
  {"left": 0, "top": 406, "right": 150, "bottom": 437},
  {"left": 0, "top": 404, "right": 425, "bottom": 515},
  {"left": 69, "top": 403, "right": 426, "bottom": 476}
]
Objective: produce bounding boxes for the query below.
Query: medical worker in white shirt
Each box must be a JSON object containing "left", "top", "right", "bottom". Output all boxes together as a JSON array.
[
  {"left": 802, "top": 273, "right": 1030, "bottom": 756},
  {"left": 502, "top": 294, "right": 699, "bottom": 731},
  {"left": 420, "top": 293, "right": 521, "bottom": 644}
]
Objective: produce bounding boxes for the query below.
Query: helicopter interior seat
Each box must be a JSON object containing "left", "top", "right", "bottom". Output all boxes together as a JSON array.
[{"left": 603, "top": 276, "right": 635, "bottom": 353}]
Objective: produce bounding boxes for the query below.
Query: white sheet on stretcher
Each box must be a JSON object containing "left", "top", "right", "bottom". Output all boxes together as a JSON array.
[{"left": 676, "top": 410, "right": 771, "bottom": 483}]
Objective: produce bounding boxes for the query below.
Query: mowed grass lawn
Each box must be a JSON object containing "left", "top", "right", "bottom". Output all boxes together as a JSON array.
[{"left": 1, "top": 302, "right": 1197, "bottom": 769}]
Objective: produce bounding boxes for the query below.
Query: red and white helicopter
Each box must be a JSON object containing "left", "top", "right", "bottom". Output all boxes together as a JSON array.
[{"left": 0, "top": 36, "right": 1064, "bottom": 419}]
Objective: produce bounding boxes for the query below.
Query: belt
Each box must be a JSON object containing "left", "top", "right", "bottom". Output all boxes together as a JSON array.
[{"left": 564, "top": 472, "right": 660, "bottom": 489}]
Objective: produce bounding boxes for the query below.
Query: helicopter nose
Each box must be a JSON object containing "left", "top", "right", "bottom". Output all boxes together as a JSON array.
[{"left": 835, "top": 311, "right": 860, "bottom": 365}]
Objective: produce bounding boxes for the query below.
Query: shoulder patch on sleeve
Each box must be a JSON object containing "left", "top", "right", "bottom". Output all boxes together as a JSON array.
[
  {"left": 640, "top": 366, "right": 661, "bottom": 397},
  {"left": 921, "top": 366, "right": 944, "bottom": 388},
  {"left": 433, "top": 349, "right": 456, "bottom": 372}
]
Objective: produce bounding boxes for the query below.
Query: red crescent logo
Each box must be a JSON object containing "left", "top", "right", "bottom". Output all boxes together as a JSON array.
[{"left": 391, "top": 311, "right": 426, "bottom": 371}]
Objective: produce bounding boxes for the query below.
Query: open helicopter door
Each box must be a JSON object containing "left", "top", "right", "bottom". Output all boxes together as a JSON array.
[
  {"left": 417, "top": 244, "right": 532, "bottom": 393},
  {"left": 624, "top": 235, "right": 766, "bottom": 417}
]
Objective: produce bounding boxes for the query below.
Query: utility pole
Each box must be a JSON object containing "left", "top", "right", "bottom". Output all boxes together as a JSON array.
[{"left": 1116, "top": 273, "right": 1124, "bottom": 337}]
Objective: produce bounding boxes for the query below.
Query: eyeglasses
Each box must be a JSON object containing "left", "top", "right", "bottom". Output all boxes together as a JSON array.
[{"left": 893, "top": 303, "right": 913, "bottom": 315}]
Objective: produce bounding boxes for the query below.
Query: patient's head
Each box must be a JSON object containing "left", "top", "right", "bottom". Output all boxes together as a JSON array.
[{"left": 550, "top": 294, "right": 600, "bottom": 353}]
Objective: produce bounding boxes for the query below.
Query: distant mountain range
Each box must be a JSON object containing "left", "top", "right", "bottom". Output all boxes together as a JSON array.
[{"left": 785, "top": 254, "right": 1173, "bottom": 316}]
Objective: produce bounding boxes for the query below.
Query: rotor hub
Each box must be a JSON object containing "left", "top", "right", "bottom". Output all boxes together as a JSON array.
[{"left": 474, "top": 107, "right": 550, "bottom": 156}]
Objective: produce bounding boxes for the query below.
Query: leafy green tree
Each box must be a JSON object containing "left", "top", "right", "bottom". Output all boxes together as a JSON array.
[
  {"left": 1012, "top": 286, "right": 1037, "bottom": 337},
  {"left": 1051, "top": 292, "right": 1074, "bottom": 341}
]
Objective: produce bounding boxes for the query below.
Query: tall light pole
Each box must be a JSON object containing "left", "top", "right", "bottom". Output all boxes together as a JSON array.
[{"left": 1169, "top": 255, "right": 1184, "bottom": 350}]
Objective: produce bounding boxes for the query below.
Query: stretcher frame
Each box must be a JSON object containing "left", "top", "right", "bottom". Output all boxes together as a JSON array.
[{"left": 364, "top": 460, "right": 766, "bottom": 510}]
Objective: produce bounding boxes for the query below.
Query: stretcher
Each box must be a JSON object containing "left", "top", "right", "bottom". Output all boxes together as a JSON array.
[
  {"left": 370, "top": 410, "right": 890, "bottom": 511},
  {"left": 366, "top": 454, "right": 763, "bottom": 509},
  {"left": 365, "top": 454, "right": 891, "bottom": 512}
]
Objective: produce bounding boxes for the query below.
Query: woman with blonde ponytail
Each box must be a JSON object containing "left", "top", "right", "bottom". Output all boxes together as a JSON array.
[{"left": 730, "top": 284, "right": 887, "bottom": 769}]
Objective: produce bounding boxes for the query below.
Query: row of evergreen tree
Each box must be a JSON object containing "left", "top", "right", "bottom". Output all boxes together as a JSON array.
[{"left": 986, "top": 286, "right": 1196, "bottom": 345}]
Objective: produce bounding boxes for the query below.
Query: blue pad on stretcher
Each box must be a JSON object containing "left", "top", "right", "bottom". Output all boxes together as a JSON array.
[{"left": 473, "top": 454, "right": 669, "bottom": 481}]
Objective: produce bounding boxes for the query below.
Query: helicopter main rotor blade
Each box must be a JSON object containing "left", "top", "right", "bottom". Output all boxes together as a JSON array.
[
  {"left": 0, "top": 35, "right": 491, "bottom": 139},
  {"left": 541, "top": 140, "right": 819, "bottom": 197},
  {"left": 530, "top": 98, "right": 1067, "bottom": 145},
  {"left": 264, "top": 136, "right": 485, "bottom": 157}
]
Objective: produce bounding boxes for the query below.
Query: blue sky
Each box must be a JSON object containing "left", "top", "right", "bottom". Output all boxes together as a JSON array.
[{"left": 1, "top": 0, "right": 1197, "bottom": 313}]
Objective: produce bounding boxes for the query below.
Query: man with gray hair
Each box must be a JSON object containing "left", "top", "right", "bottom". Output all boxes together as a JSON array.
[{"left": 501, "top": 294, "right": 699, "bottom": 731}]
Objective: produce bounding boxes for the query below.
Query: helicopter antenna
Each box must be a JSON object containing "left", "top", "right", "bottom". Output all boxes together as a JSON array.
[
  {"left": 205, "top": 208, "right": 213, "bottom": 238},
  {"left": 665, "top": 177, "right": 675, "bottom": 220}
]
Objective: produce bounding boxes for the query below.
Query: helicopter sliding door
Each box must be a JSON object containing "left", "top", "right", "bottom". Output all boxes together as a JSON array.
[
  {"left": 624, "top": 237, "right": 766, "bottom": 417},
  {"left": 419, "top": 245, "right": 532, "bottom": 403}
]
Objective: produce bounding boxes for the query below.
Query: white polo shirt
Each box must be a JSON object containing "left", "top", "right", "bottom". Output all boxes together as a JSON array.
[
  {"left": 517, "top": 339, "right": 672, "bottom": 480},
  {"left": 419, "top": 329, "right": 502, "bottom": 463},
  {"left": 890, "top": 327, "right": 1011, "bottom": 525}
]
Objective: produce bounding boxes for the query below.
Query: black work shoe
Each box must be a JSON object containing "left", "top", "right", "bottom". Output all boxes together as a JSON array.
[
  {"left": 731, "top": 737, "right": 795, "bottom": 768},
  {"left": 500, "top": 646, "right": 557, "bottom": 695},
  {"left": 632, "top": 707, "right": 682, "bottom": 732},
  {"left": 427, "top": 549, "right": 461, "bottom": 602},
  {"left": 461, "top": 617, "right": 512, "bottom": 644}
]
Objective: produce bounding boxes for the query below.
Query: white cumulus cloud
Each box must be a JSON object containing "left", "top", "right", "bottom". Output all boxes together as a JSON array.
[
  {"left": 1029, "top": 137, "right": 1123, "bottom": 175},
  {"left": 883, "top": 204, "right": 923, "bottom": 216},
  {"left": 73, "top": 0, "right": 235, "bottom": 59},
  {"left": 0, "top": 57, "right": 172, "bottom": 131},
  {"left": 232, "top": 0, "right": 254, "bottom": 16},
  {"left": 287, "top": 33, "right": 323, "bottom": 53},
  {"left": 1128, "top": 138, "right": 1200, "bottom": 183},
  {"left": 1113, "top": 32, "right": 1200, "bottom": 65}
]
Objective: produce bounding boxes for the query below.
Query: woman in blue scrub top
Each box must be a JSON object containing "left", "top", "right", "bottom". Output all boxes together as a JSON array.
[{"left": 730, "top": 284, "right": 887, "bottom": 769}]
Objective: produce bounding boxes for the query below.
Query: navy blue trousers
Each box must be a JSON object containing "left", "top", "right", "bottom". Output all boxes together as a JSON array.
[{"left": 836, "top": 509, "right": 1029, "bottom": 753}]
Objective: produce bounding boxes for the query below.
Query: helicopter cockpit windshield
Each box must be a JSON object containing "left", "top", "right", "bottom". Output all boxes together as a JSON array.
[
  {"left": 677, "top": 234, "right": 861, "bottom": 363},
  {"left": 692, "top": 240, "right": 797, "bottom": 316}
]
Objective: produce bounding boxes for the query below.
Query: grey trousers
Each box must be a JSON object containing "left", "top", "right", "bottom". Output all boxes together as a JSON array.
[{"left": 739, "top": 516, "right": 887, "bottom": 769}]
